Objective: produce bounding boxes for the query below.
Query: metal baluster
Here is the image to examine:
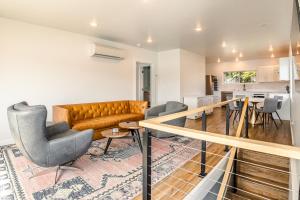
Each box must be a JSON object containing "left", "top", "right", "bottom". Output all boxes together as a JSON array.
[
  {"left": 232, "top": 150, "right": 238, "bottom": 193},
  {"left": 200, "top": 111, "right": 207, "bottom": 177},
  {"left": 225, "top": 104, "right": 230, "bottom": 152},
  {"left": 143, "top": 129, "right": 152, "bottom": 200}
]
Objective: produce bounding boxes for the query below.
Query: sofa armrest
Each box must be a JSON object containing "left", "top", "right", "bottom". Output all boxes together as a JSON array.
[
  {"left": 53, "top": 106, "right": 71, "bottom": 126},
  {"left": 129, "top": 100, "right": 148, "bottom": 114}
]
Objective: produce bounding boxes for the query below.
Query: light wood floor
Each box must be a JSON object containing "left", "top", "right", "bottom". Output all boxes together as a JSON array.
[{"left": 134, "top": 108, "right": 291, "bottom": 200}]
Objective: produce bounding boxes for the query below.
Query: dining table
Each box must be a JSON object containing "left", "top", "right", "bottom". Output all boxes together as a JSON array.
[
  {"left": 240, "top": 97, "right": 265, "bottom": 126},
  {"left": 247, "top": 98, "right": 265, "bottom": 126}
]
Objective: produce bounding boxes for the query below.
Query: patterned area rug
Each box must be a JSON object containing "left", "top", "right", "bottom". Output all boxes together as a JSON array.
[{"left": 0, "top": 135, "right": 202, "bottom": 200}]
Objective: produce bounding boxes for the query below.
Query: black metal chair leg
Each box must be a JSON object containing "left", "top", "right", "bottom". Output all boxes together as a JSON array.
[
  {"left": 255, "top": 112, "right": 260, "bottom": 123},
  {"left": 271, "top": 114, "right": 278, "bottom": 129},
  {"left": 135, "top": 130, "right": 143, "bottom": 152},
  {"left": 233, "top": 111, "right": 238, "bottom": 124},
  {"left": 229, "top": 110, "right": 234, "bottom": 119},
  {"left": 275, "top": 111, "right": 283, "bottom": 124},
  {"left": 131, "top": 131, "right": 135, "bottom": 142},
  {"left": 263, "top": 113, "right": 265, "bottom": 129},
  {"left": 104, "top": 138, "right": 112, "bottom": 154}
]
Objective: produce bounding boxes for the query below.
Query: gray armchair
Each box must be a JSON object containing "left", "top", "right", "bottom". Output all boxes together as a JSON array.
[
  {"left": 7, "top": 102, "right": 93, "bottom": 184},
  {"left": 145, "top": 101, "right": 188, "bottom": 138}
]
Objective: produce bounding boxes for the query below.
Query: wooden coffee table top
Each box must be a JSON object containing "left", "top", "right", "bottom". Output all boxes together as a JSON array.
[
  {"left": 119, "top": 121, "right": 141, "bottom": 130},
  {"left": 101, "top": 129, "right": 129, "bottom": 138}
]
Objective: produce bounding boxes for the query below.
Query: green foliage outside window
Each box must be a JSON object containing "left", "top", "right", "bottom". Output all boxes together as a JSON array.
[{"left": 224, "top": 71, "right": 256, "bottom": 84}]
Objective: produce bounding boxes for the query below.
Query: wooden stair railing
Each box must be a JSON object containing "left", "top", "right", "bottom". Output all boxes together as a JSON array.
[
  {"left": 217, "top": 97, "right": 249, "bottom": 200},
  {"left": 139, "top": 97, "right": 300, "bottom": 200}
]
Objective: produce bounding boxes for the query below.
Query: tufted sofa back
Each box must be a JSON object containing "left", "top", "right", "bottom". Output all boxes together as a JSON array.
[{"left": 53, "top": 100, "right": 148, "bottom": 125}]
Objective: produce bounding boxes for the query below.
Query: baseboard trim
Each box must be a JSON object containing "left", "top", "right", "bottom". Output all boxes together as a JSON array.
[{"left": 0, "top": 138, "right": 15, "bottom": 146}]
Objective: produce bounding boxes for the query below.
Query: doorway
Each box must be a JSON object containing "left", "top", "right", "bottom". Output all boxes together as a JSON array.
[{"left": 136, "top": 62, "right": 151, "bottom": 107}]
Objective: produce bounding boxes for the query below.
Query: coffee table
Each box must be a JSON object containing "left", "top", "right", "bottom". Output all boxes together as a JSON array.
[
  {"left": 101, "top": 129, "right": 129, "bottom": 154},
  {"left": 119, "top": 121, "right": 143, "bottom": 152}
]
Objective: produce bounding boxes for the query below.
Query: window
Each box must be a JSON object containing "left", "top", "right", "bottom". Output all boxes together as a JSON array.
[{"left": 224, "top": 71, "right": 256, "bottom": 84}]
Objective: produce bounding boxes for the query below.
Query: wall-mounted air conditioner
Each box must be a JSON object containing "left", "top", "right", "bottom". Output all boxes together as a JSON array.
[{"left": 89, "top": 43, "right": 126, "bottom": 60}]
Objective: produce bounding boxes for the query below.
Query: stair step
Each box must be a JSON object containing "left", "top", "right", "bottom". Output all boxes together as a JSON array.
[
  {"left": 236, "top": 174, "right": 289, "bottom": 200},
  {"left": 237, "top": 160, "right": 289, "bottom": 186},
  {"left": 238, "top": 149, "right": 289, "bottom": 170},
  {"left": 226, "top": 190, "right": 269, "bottom": 200}
]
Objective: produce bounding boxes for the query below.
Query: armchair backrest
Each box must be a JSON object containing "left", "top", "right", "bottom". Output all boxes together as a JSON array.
[
  {"left": 166, "top": 101, "right": 187, "bottom": 112},
  {"left": 7, "top": 102, "right": 49, "bottom": 166}
]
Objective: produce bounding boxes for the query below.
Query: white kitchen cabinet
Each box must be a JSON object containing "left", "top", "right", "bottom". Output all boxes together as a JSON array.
[
  {"left": 256, "top": 65, "right": 279, "bottom": 82},
  {"left": 273, "top": 66, "right": 280, "bottom": 81},
  {"left": 293, "top": 62, "right": 300, "bottom": 80},
  {"left": 183, "top": 96, "right": 214, "bottom": 119},
  {"left": 279, "top": 57, "right": 290, "bottom": 81}
]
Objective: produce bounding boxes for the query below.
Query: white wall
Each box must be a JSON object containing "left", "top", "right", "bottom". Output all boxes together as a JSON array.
[
  {"left": 206, "top": 58, "right": 289, "bottom": 92},
  {"left": 180, "top": 49, "right": 206, "bottom": 97},
  {"left": 157, "top": 49, "right": 181, "bottom": 104},
  {"left": 157, "top": 49, "right": 206, "bottom": 104},
  {"left": 0, "top": 17, "right": 158, "bottom": 145}
]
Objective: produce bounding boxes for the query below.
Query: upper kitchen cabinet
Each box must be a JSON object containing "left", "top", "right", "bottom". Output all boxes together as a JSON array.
[
  {"left": 279, "top": 57, "right": 290, "bottom": 81},
  {"left": 279, "top": 57, "right": 300, "bottom": 81},
  {"left": 256, "top": 65, "right": 279, "bottom": 82}
]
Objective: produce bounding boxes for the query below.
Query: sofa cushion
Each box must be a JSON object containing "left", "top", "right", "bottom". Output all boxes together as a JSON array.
[
  {"left": 72, "top": 113, "right": 144, "bottom": 131},
  {"left": 65, "top": 101, "right": 131, "bottom": 122}
]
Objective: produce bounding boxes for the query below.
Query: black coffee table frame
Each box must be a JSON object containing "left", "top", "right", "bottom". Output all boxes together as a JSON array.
[{"left": 104, "top": 129, "right": 142, "bottom": 154}]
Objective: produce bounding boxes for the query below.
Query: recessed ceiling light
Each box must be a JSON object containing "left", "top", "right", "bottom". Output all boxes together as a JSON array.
[
  {"left": 217, "top": 58, "right": 221, "bottom": 63},
  {"left": 297, "top": 50, "right": 299, "bottom": 55},
  {"left": 239, "top": 52, "right": 243, "bottom": 58},
  {"left": 136, "top": 43, "right": 141, "bottom": 47},
  {"left": 269, "top": 45, "right": 273, "bottom": 52},
  {"left": 235, "top": 57, "right": 239, "bottom": 62},
  {"left": 232, "top": 48, "right": 237, "bottom": 54},
  {"left": 89, "top": 20, "right": 98, "bottom": 27},
  {"left": 147, "top": 36, "right": 153, "bottom": 43},
  {"left": 195, "top": 25, "right": 202, "bottom": 32},
  {"left": 271, "top": 53, "right": 275, "bottom": 58},
  {"left": 222, "top": 41, "right": 227, "bottom": 48},
  {"left": 297, "top": 42, "right": 300, "bottom": 47}
]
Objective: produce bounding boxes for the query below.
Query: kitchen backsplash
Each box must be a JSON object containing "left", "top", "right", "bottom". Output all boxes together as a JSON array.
[{"left": 220, "top": 82, "right": 289, "bottom": 93}]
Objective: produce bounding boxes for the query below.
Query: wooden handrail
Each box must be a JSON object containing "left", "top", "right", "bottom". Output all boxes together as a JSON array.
[
  {"left": 139, "top": 121, "right": 300, "bottom": 160},
  {"left": 217, "top": 97, "right": 249, "bottom": 199},
  {"left": 148, "top": 98, "right": 240, "bottom": 123}
]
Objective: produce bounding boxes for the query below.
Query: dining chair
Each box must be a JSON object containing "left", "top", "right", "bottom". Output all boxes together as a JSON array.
[
  {"left": 235, "top": 95, "right": 252, "bottom": 116},
  {"left": 227, "top": 96, "right": 240, "bottom": 124},
  {"left": 256, "top": 98, "right": 279, "bottom": 129},
  {"left": 274, "top": 95, "right": 283, "bottom": 124}
]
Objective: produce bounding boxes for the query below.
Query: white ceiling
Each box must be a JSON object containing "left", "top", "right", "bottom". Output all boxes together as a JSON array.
[{"left": 0, "top": 0, "right": 294, "bottom": 62}]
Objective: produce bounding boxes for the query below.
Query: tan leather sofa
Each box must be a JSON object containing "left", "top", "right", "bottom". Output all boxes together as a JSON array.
[{"left": 53, "top": 100, "right": 148, "bottom": 140}]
